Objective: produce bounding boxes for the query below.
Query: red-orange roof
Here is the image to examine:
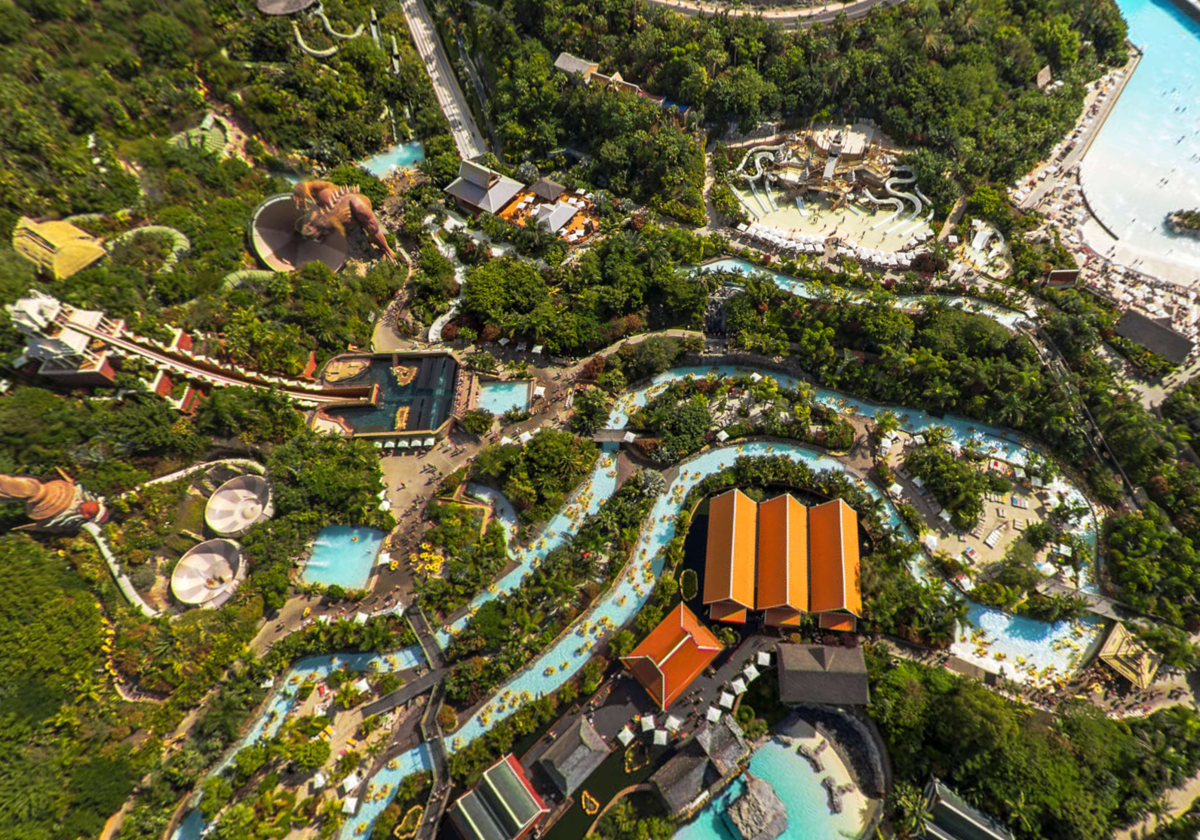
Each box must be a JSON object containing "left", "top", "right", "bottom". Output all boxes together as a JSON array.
[
  {"left": 757, "top": 494, "right": 807, "bottom": 613},
  {"left": 623, "top": 603, "right": 724, "bottom": 709},
  {"left": 703, "top": 490, "right": 757, "bottom": 612},
  {"left": 808, "top": 499, "right": 862, "bottom": 617}
]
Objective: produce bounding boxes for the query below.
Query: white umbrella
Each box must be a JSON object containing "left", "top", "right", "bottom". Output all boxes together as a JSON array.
[
  {"left": 641, "top": 715, "right": 656, "bottom": 732},
  {"left": 719, "top": 692, "right": 734, "bottom": 709},
  {"left": 706, "top": 707, "right": 722, "bottom": 722}
]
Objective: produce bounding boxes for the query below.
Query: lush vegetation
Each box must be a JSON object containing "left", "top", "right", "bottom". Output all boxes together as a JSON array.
[
  {"left": 0, "top": 0, "right": 452, "bottom": 233},
  {"left": 0, "top": 536, "right": 146, "bottom": 840},
  {"left": 413, "top": 500, "right": 509, "bottom": 617},
  {"left": 1166, "top": 208, "right": 1200, "bottom": 235},
  {"left": 452, "top": 0, "right": 1124, "bottom": 213},
  {"left": 443, "top": 471, "right": 660, "bottom": 705},
  {"left": 905, "top": 445, "right": 1009, "bottom": 530},
  {"left": 871, "top": 649, "right": 1200, "bottom": 840},
  {"left": 454, "top": 229, "right": 718, "bottom": 355},
  {"left": 471, "top": 429, "right": 598, "bottom": 524},
  {"left": 627, "top": 371, "right": 855, "bottom": 464}
]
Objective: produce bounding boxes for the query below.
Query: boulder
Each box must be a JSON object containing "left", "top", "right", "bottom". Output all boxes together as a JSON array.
[{"left": 728, "top": 774, "right": 787, "bottom": 840}]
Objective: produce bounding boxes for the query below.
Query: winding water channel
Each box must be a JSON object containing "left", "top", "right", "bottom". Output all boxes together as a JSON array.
[{"left": 176, "top": 256, "right": 1108, "bottom": 840}]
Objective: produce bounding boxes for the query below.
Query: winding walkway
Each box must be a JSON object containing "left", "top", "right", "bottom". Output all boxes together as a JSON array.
[{"left": 643, "top": 0, "right": 907, "bottom": 28}]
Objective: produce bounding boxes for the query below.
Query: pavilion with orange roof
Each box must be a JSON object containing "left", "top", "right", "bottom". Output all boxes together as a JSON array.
[
  {"left": 703, "top": 490, "right": 861, "bottom": 631},
  {"left": 622, "top": 603, "right": 724, "bottom": 710}
]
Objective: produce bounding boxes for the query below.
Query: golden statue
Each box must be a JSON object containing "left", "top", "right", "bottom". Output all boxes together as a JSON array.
[{"left": 0, "top": 470, "right": 103, "bottom": 531}]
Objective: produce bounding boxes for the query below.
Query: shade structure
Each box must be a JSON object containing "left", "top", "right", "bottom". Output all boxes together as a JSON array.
[
  {"left": 250, "top": 194, "right": 347, "bottom": 273},
  {"left": 641, "top": 715, "right": 656, "bottom": 732},
  {"left": 731, "top": 678, "right": 747, "bottom": 695},
  {"left": 653, "top": 730, "right": 668, "bottom": 746},
  {"left": 665, "top": 715, "right": 682, "bottom": 732},
  {"left": 171, "top": 539, "right": 244, "bottom": 607},
  {"left": 617, "top": 727, "right": 634, "bottom": 746},
  {"left": 204, "top": 475, "right": 273, "bottom": 538},
  {"left": 719, "top": 692, "right": 734, "bottom": 709},
  {"left": 742, "top": 664, "right": 760, "bottom": 682},
  {"left": 756, "top": 651, "right": 772, "bottom": 667},
  {"left": 706, "top": 707, "right": 722, "bottom": 722}
]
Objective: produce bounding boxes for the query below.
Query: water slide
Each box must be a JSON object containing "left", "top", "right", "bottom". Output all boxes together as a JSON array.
[
  {"left": 794, "top": 197, "right": 809, "bottom": 217},
  {"left": 314, "top": 7, "right": 366, "bottom": 39},
  {"left": 883, "top": 166, "right": 925, "bottom": 235},
  {"left": 292, "top": 21, "right": 339, "bottom": 57},
  {"left": 66, "top": 321, "right": 372, "bottom": 406},
  {"left": 863, "top": 188, "right": 904, "bottom": 230},
  {"left": 747, "top": 177, "right": 770, "bottom": 215},
  {"left": 108, "top": 225, "right": 191, "bottom": 272},
  {"left": 737, "top": 189, "right": 764, "bottom": 219}
]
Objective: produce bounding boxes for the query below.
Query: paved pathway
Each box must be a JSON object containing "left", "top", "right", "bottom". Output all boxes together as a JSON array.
[
  {"left": 644, "top": 0, "right": 905, "bottom": 27},
  {"left": 401, "top": 0, "right": 486, "bottom": 159}
]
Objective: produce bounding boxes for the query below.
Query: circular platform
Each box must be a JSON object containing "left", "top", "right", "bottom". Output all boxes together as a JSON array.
[
  {"left": 204, "top": 475, "right": 273, "bottom": 538},
  {"left": 250, "top": 193, "right": 348, "bottom": 273},
  {"left": 171, "top": 539, "right": 244, "bottom": 608},
  {"left": 256, "top": 0, "right": 317, "bottom": 15}
]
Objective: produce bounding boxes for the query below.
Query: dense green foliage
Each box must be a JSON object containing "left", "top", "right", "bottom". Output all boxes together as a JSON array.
[
  {"left": 0, "top": 0, "right": 452, "bottom": 232},
  {"left": 471, "top": 429, "right": 598, "bottom": 523},
  {"left": 0, "top": 536, "right": 142, "bottom": 840},
  {"left": 0, "top": 388, "right": 207, "bottom": 497},
  {"left": 870, "top": 650, "right": 1200, "bottom": 840},
  {"left": 414, "top": 501, "right": 509, "bottom": 617},
  {"left": 457, "top": 229, "right": 718, "bottom": 355},
  {"left": 444, "top": 471, "right": 659, "bottom": 704},
  {"left": 725, "top": 274, "right": 1084, "bottom": 460},
  {"left": 905, "top": 445, "right": 1008, "bottom": 529},
  {"left": 457, "top": 0, "right": 1124, "bottom": 203}
]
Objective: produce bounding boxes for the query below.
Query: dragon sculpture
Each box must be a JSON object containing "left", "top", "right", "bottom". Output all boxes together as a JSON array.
[{"left": 292, "top": 180, "right": 396, "bottom": 262}]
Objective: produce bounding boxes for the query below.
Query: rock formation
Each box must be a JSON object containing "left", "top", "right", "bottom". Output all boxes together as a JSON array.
[{"left": 727, "top": 774, "right": 787, "bottom": 840}]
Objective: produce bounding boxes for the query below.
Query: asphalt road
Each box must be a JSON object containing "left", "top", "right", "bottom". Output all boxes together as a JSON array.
[{"left": 401, "top": 0, "right": 487, "bottom": 159}]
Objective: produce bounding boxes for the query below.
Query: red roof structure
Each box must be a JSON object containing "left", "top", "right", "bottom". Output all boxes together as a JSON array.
[{"left": 623, "top": 603, "right": 724, "bottom": 709}]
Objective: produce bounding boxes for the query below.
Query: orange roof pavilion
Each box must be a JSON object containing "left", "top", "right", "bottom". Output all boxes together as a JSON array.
[
  {"left": 623, "top": 603, "right": 724, "bottom": 709},
  {"left": 703, "top": 489, "right": 757, "bottom": 624},
  {"left": 809, "top": 499, "right": 862, "bottom": 630},
  {"left": 757, "top": 494, "right": 808, "bottom": 628}
]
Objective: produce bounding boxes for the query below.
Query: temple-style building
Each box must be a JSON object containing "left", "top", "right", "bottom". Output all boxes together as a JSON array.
[
  {"left": 12, "top": 217, "right": 107, "bottom": 280},
  {"left": 6, "top": 291, "right": 123, "bottom": 386},
  {"left": 448, "top": 755, "right": 548, "bottom": 840},
  {"left": 622, "top": 603, "right": 724, "bottom": 710},
  {"left": 703, "top": 491, "right": 861, "bottom": 631}
]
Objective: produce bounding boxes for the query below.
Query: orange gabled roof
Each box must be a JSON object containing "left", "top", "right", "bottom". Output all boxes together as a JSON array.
[
  {"left": 703, "top": 490, "right": 756, "bottom": 610},
  {"left": 808, "top": 499, "right": 862, "bottom": 616},
  {"left": 757, "top": 494, "right": 807, "bottom": 612},
  {"left": 709, "top": 603, "right": 747, "bottom": 624},
  {"left": 622, "top": 603, "right": 724, "bottom": 709}
]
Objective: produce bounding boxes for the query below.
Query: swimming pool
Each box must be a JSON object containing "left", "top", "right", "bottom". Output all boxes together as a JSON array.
[
  {"left": 1080, "top": 0, "right": 1200, "bottom": 273},
  {"left": 325, "top": 354, "right": 459, "bottom": 435},
  {"left": 302, "top": 525, "right": 385, "bottom": 589},
  {"left": 360, "top": 141, "right": 426, "bottom": 177},
  {"left": 477, "top": 380, "right": 533, "bottom": 415},
  {"left": 675, "top": 741, "right": 864, "bottom": 840}
]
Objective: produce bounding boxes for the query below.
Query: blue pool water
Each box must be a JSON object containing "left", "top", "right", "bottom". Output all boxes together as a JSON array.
[
  {"left": 477, "top": 380, "right": 533, "bottom": 415},
  {"left": 698, "top": 258, "right": 1034, "bottom": 327},
  {"left": 676, "top": 741, "right": 863, "bottom": 840},
  {"left": 302, "top": 525, "right": 385, "bottom": 589},
  {"left": 1081, "top": 0, "right": 1200, "bottom": 271},
  {"left": 360, "top": 141, "right": 425, "bottom": 177}
]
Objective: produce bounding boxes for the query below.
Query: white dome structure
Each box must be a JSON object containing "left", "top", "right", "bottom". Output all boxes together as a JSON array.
[
  {"left": 171, "top": 539, "right": 246, "bottom": 608},
  {"left": 204, "top": 475, "right": 274, "bottom": 537}
]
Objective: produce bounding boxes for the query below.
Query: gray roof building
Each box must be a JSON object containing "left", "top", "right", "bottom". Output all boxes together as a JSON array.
[
  {"left": 921, "top": 778, "right": 1015, "bottom": 840},
  {"left": 530, "top": 177, "right": 566, "bottom": 202},
  {"left": 537, "top": 717, "right": 612, "bottom": 795},
  {"left": 776, "top": 643, "right": 869, "bottom": 706},
  {"left": 553, "top": 52, "right": 599, "bottom": 80},
  {"left": 529, "top": 201, "right": 579, "bottom": 234},
  {"left": 445, "top": 161, "right": 523, "bottom": 215},
  {"left": 1113, "top": 310, "right": 1194, "bottom": 365},
  {"left": 651, "top": 717, "right": 749, "bottom": 815}
]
